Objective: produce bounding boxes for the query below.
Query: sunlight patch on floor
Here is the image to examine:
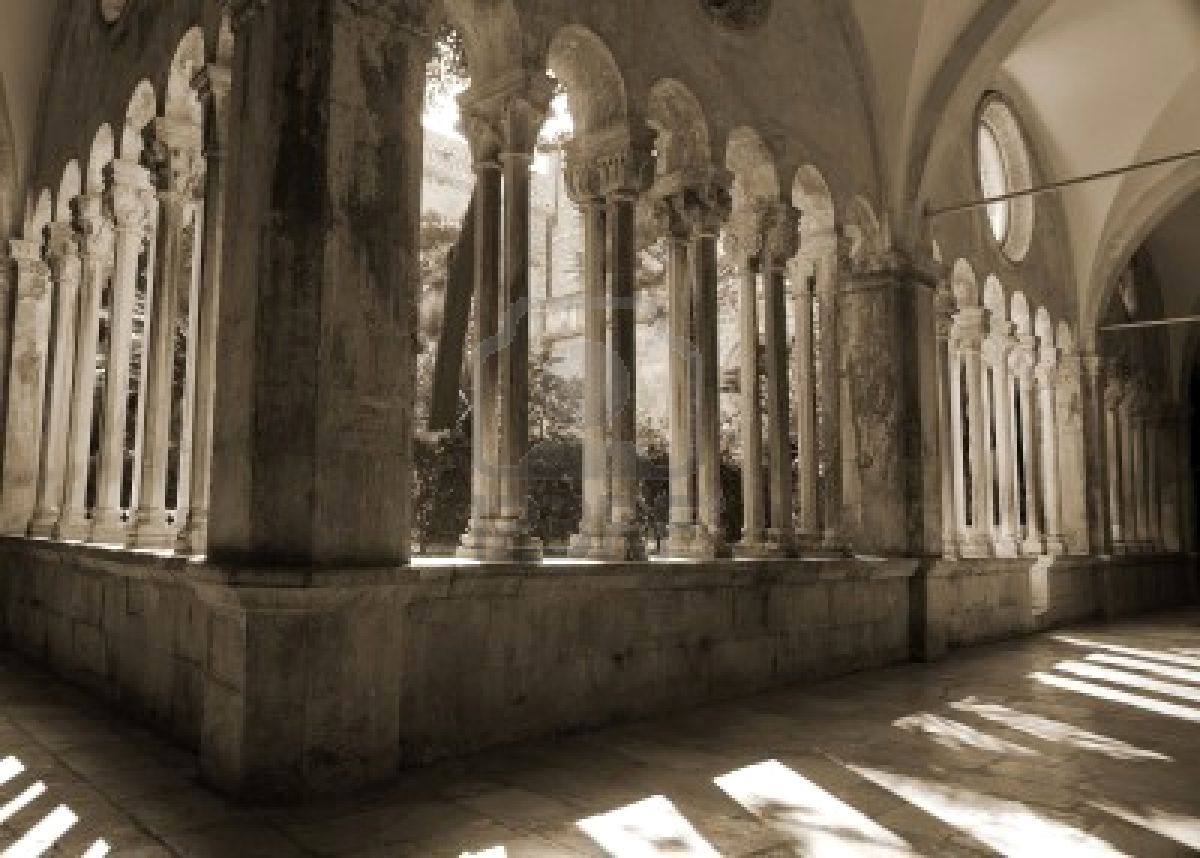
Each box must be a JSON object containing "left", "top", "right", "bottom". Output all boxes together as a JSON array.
[
  {"left": 892, "top": 713, "right": 1039, "bottom": 756},
  {"left": 1091, "top": 802, "right": 1200, "bottom": 851},
  {"left": 948, "top": 698, "right": 1171, "bottom": 761},
  {"left": 1053, "top": 660, "right": 1200, "bottom": 703},
  {"left": 577, "top": 795, "right": 720, "bottom": 857},
  {"left": 4, "top": 805, "right": 77, "bottom": 858},
  {"left": 1030, "top": 671, "right": 1200, "bottom": 722},
  {"left": 847, "top": 764, "right": 1125, "bottom": 857},
  {"left": 715, "top": 759, "right": 916, "bottom": 856},
  {"left": 1086, "top": 652, "right": 1200, "bottom": 686},
  {"left": 1053, "top": 636, "right": 1200, "bottom": 670}
]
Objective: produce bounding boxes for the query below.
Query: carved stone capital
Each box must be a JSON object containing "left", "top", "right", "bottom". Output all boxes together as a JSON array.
[
  {"left": 1007, "top": 336, "right": 1038, "bottom": 378},
  {"left": 459, "top": 70, "right": 555, "bottom": 160},
  {"left": 45, "top": 222, "right": 82, "bottom": 284},
  {"left": 105, "top": 159, "right": 153, "bottom": 231},
  {"left": 763, "top": 200, "right": 800, "bottom": 267},
  {"left": 8, "top": 238, "right": 45, "bottom": 270},
  {"left": 193, "top": 63, "right": 232, "bottom": 156},
  {"left": 73, "top": 192, "right": 115, "bottom": 264},
  {"left": 648, "top": 166, "right": 732, "bottom": 240},
  {"left": 222, "top": 0, "right": 269, "bottom": 32},
  {"left": 147, "top": 116, "right": 205, "bottom": 202}
]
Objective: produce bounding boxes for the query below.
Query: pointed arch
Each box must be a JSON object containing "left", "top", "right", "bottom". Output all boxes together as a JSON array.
[
  {"left": 793, "top": 164, "right": 836, "bottom": 243},
  {"left": 1010, "top": 290, "right": 1030, "bottom": 335},
  {"left": 725, "top": 126, "right": 779, "bottom": 204},
  {"left": 547, "top": 26, "right": 627, "bottom": 135},
  {"left": 1034, "top": 306, "right": 1053, "bottom": 345},
  {"left": 122, "top": 80, "right": 157, "bottom": 160},
  {"left": 166, "top": 28, "right": 205, "bottom": 125},
  {"left": 24, "top": 187, "right": 51, "bottom": 240},
  {"left": 983, "top": 274, "right": 1006, "bottom": 320},
  {"left": 646, "top": 78, "right": 710, "bottom": 175},
  {"left": 55, "top": 161, "right": 81, "bottom": 223},
  {"left": 87, "top": 125, "right": 115, "bottom": 194}
]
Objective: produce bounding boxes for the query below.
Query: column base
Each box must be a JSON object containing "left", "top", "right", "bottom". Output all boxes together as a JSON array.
[
  {"left": 27, "top": 507, "right": 63, "bottom": 539},
  {"left": 940, "top": 532, "right": 960, "bottom": 560},
  {"left": 54, "top": 510, "right": 93, "bottom": 542},
  {"left": 458, "top": 521, "right": 543, "bottom": 562},
  {"left": 958, "top": 533, "right": 992, "bottom": 559},
  {"left": 991, "top": 535, "right": 1019, "bottom": 558},
  {"left": 131, "top": 509, "right": 179, "bottom": 551},
  {"left": 1021, "top": 536, "right": 1046, "bottom": 557},
  {"left": 177, "top": 511, "right": 208, "bottom": 556},
  {"left": 734, "top": 531, "right": 790, "bottom": 559},
  {"left": 1043, "top": 534, "right": 1067, "bottom": 556},
  {"left": 0, "top": 506, "right": 33, "bottom": 538},
  {"left": 570, "top": 527, "right": 645, "bottom": 562},
  {"left": 89, "top": 509, "right": 130, "bottom": 547}
]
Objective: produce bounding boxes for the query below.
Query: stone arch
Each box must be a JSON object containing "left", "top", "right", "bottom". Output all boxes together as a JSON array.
[
  {"left": 1010, "top": 290, "right": 1030, "bottom": 336},
  {"left": 441, "top": 0, "right": 523, "bottom": 82},
  {"left": 122, "top": 80, "right": 157, "bottom": 160},
  {"left": 725, "top": 126, "right": 779, "bottom": 204},
  {"left": 165, "top": 28, "right": 205, "bottom": 125},
  {"left": 793, "top": 164, "right": 836, "bottom": 243},
  {"left": 547, "top": 26, "right": 627, "bottom": 135},
  {"left": 646, "top": 78, "right": 710, "bottom": 175},
  {"left": 843, "top": 194, "right": 882, "bottom": 266},
  {"left": 983, "top": 274, "right": 1006, "bottom": 321},
  {"left": 978, "top": 94, "right": 1035, "bottom": 262},
  {"left": 215, "top": 6, "right": 234, "bottom": 67},
  {"left": 24, "top": 187, "right": 51, "bottom": 240},
  {"left": 1034, "top": 306, "right": 1053, "bottom": 346},
  {"left": 951, "top": 258, "right": 979, "bottom": 309},
  {"left": 55, "top": 161, "right": 81, "bottom": 223},
  {"left": 87, "top": 125, "right": 115, "bottom": 194}
]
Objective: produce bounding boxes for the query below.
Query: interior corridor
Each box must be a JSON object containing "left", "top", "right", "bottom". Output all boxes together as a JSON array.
[{"left": 0, "top": 610, "right": 1195, "bottom": 857}]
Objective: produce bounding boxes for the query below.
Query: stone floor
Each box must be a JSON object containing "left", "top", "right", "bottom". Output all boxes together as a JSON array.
[{"left": 0, "top": 611, "right": 1198, "bottom": 857}]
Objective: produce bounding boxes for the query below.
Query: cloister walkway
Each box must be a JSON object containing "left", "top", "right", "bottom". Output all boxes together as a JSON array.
[{"left": 0, "top": 610, "right": 1197, "bottom": 856}]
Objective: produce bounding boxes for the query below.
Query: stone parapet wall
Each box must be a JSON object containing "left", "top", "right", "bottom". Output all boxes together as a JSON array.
[{"left": 0, "top": 539, "right": 1194, "bottom": 800}]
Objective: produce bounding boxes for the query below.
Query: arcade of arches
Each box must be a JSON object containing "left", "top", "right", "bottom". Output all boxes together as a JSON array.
[{"left": 0, "top": 0, "right": 1196, "bottom": 803}]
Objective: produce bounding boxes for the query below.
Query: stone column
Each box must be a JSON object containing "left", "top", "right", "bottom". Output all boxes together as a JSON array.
[
  {"left": 935, "top": 285, "right": 958, "bottom": 558},
  {"left": 570, "top": 186, "right": 610, "bottom": 553},
  {"left": 178, "top": 59, "right": 232, "bottom": 555},
  {"left": 762, "top": 202, "right": 797, "bottom": 555},
  {"left": 983, "top": 322, "right": 1018, "bottom": 556},
  {"left": 1011, "top": 338, "right": 1043, "bottom": 554},
  {"left": 58, "top": 195, "right": 114, "bottom": 540},
  {"left": 792, "top": 262, "right": 818, "bottom": 543},
  {"left": 91, "top": 159, "right": 151, "bottom": 545},
  {"left": 173, "top": 205, "right": 204, "bottom": 528},
  {"left": 1080, "top": 356, "right": 1112, "bottom": 555},
  {"left": 816, "top": 238, "right": 842, "bottom": 550},
  {"left": 458, "top": 118, "right": 504, "bottom": 558},
  {"left": 652, "top": 185, "right": 696, "bottom": 555},
  {"left": 736, "top": 251, "right": 767, "bottom": 555},
  {"left": 1134, "top": 402, "right": 1151, "bottom": 551},
  {"left": 684, "top": 173, "right": 732, "bottom": 558},
  {"left": 29, "top": 222, "right": 84, "bottom": 536},
  {"left": 1159, "top": 403, "right": 1182, "bottom": 552},
  {"left": 838, "top": 250, "right": 940, "bottom": 555},
  {"left": 1178, "top": 407, "right": 1196, "bottom": 554},
  {"left": 1104, "top": 380, "right": 1127, "bottom": 552},
  {"left": 605, "top": 187, "right": 641, "bottom": 555},
  {"left": 0, "top": 238, "right": 52, "bottom": 535},
  {"left": 1120, "top": 394, "right": 1139, "bottom": 551},
  {"left": 1147, "top": 403, "right": 1162, "bottom": 550},
  {"left": 207, "top": 0, "right": 425, "bottom": 567},
  {"left": 954, "top": 308, "right": 989, "bottom": 557},
  {"left": 133, "top": 118, "right": 203, "bottom": 549},
  {"left": 0, "top": 248, "right": 13, "bottom": 450},
  {"left": 1036, "top": 350, "right": 1066, "bottom": 554}
]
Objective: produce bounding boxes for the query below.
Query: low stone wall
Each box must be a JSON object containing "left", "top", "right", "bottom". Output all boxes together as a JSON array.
[{"left": 0, "top": 540, "right": 1193, "bottom": 800}]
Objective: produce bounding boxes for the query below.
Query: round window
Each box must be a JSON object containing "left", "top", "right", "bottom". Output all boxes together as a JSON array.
[{"left": 977, "top": 97, "right": 1034, "bottom": 262}]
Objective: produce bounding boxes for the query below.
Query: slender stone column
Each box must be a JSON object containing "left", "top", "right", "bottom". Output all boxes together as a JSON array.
[
  {"left": 652, "top": 186, "right": 697, "bottom": 555},
  {"left": 92, "top": 159, "right": 151, "bottom": 545},
  {"left": 816, "top": 239, "right": 842, "bottom": 550},
  {"left": 174, "top": 205, "right": 204, "bottom": 528},
  {"left": 1104, "top": 381, "right": 1126, "bottom": 551},
  {"left": 1011, "top": 340, "right": 1043, "bottom": 554},
  {"left": 948, "top": 332, "right": 968, "bottom": 544},
  {"left": 1159, "top": 403, "right": 1182, "bottom": 552},
  {"left": 1147, "top": 404, "right": 1162, "bottom": 550},
  {"left": 792, "top": 261, "right": 818, "bottom": 543},
  {"left": 0, "top": 239, "right": 53, "bottom": 535},
  {"left": 983, "top": 322, "right": 1018, "bottom": 556},
  {"left": 458, "top": 118, "right": 504, "bottom": 558},
  {"left": 737, "top": 254, "right": 766, "bottom": 553},
  {"left": 133, "top": 118, "right": 203, "bottom": 549},
  {"left": 1120, "top": 395, "right": 1138, "bottom": 551},
  {"left": 1036, "top": 351, "right": 1065, "bottom": 554},
  {"left": 761, "top": 203, "right": 797, "bottom": 554},
  {"left": 30, "top": 222, "right": 84, "bottom": 536},
  {"left": 1132, "top": 402, "right": 1150, "bottom": 551},
  {"left": 0, "top": 249, "right": 13, "bottom": 449},
  {"left": 571, "top": 191, "right": 611, "bottom": 552},
  {"left": 684, "top": 173, "right": 732, "bottom": 558},
  {"left": 178, "top": 63, "right": 232, "bottom": 554},
  {"left": 1178, "top": 407, "right": 1196, "bottom": 554},
  {"left": 1078, "top": 356, "right": 1111, "bottom": 554},
  {"left": 58, "top": 195, "right": 114, "bottom": 540},
  {"left": 935, "top": 286, "right": 958, "bottom": 557},
  {"left": 954, "top": 309, "right": 989, "bottom": 556},
  {"left": 127, "top": 193, "right": 158, "bottom": 515}
]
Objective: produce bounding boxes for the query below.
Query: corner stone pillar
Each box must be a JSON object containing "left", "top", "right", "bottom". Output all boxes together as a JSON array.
[
  {"left": 1036, "top": 351, "right": 1066, "bottom": 554},
  {"left": 1080, "top": 355, "right": 1111, "bottom": 554},
  {"left": 1104, "top": 378, "right": 1127, "bottom": 551},
  {"left": 29, "top": 222, "right": 84, "bottom": 536},
  {"left": 736, "top": 252, "right": 766, "bottom": 554},
  {"left": 934, "top": 284, "right": 958, "bottom": 557},
  {"left": 1011, "top": 337, "right": 1042, "bottom": 555},
  {"left": 200, "top": 0, "right": 430, "bottom": 801},
  {"left": 952, "top": 307, "right": 990, "bottom": 557},
  {"left": 838, "top": 250, "right": 941, "bottom": 555},
  {"left": 0, "top": 239, "right": 53, "bottom": 535},
  {"left": 983, "top": 322, "right": 1018, "bottom": 556},
  {"left": 762, "top": 202, "right": 797, "bottom": 554}
]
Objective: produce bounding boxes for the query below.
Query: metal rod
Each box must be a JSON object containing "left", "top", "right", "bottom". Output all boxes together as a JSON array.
[
  {"left": 927, "top": 147, "right": 1200, "bottom": 218},
  {"left": 1100, "top": 316, "right": 1200, "bottom": 332}
]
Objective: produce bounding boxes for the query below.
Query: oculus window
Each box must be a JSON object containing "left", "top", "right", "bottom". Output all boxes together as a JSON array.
[{"left": 977, "top": 97, "right": 1034, "bottom": 262}]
